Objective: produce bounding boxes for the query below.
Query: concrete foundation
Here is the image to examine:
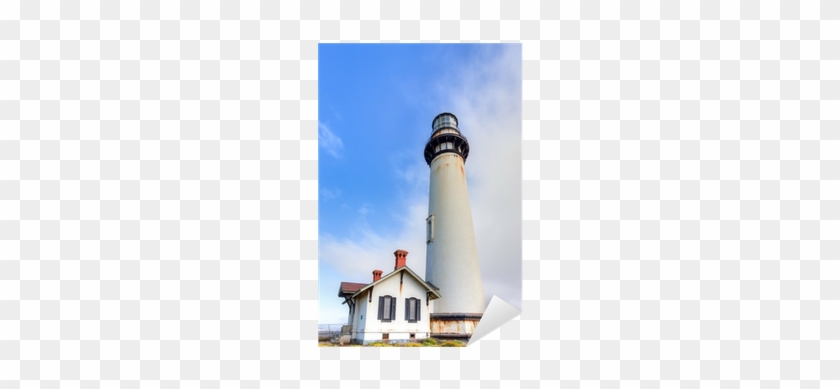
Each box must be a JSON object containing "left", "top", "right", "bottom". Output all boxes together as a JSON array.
[
  {"left": 429, "top": 313, "right": 482, "bottom": 342},
  {"left": 352, "top": 331, "right": 430, "bottom": 345}
]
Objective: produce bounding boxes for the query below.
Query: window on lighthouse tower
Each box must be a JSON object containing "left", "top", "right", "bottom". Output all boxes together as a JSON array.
[{"left": 426, "top": 214, "right": 434, "bottom": 243}]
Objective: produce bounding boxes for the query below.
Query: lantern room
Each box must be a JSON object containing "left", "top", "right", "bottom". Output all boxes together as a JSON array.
[{"left": 424, "top": 112, "right": 470, "bottom": 165}]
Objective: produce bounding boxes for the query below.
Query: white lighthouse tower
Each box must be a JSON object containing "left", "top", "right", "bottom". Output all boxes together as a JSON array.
[{"left": 423, "top": 112, "right": 485, "bottom": 340}]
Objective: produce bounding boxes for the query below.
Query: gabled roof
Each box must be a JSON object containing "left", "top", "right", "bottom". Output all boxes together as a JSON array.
[
  {"left": 338, "top": 282, "right": 368, "bottom": 298},
  {"left": 342, "top": 266, "right": 442, "bottom": 301}
]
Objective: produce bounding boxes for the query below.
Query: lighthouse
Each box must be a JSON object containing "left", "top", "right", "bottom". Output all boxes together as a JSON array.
[{"left": 423, "top": 112, "right": 485, "bottom": 340}]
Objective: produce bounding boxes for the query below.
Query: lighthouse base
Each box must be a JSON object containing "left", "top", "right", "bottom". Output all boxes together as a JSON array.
[{"left": 430, "top": 313, "right": 483, "bottom": 342}]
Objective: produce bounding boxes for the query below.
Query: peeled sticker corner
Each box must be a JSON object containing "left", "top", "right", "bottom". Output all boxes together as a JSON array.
[{"left": 468, "top": 295, "right": 522, "bottom": 347}]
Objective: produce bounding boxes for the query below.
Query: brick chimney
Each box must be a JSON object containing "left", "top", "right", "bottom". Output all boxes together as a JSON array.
[
  {"left": 394, "top": 250, "right": 408, "bottom": 270},
  {"left": 372, "top": 270, "right": 383, "bottom": 282}
]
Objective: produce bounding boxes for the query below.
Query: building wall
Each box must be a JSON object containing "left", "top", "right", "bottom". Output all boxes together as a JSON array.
[
  {"left": 351, "top": 270, "right": 431, "bottom": 343},
  {"left": 350, "top": 291, "right": 368, "bottom": 336}
]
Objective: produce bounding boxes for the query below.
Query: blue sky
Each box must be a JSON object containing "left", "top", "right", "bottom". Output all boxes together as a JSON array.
[{"left": 318, "top": 44, "right": 521, "bottom": 325}]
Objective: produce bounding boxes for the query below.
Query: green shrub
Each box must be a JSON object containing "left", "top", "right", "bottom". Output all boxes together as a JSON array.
[
  {"left": 440, "top": 340, "right": 465, "bottom": 347},
  {"left": 421, "top": 338, "right": 438, "bottom": 346},
  {"left": 400, "top": 342, "right": 422, "bottom": 347},
  {"left": 368, "top": 341, "right": 392, "bottom": 347},
  {"left": 318, "top": 343, "right": 335, "bottom": 347}
]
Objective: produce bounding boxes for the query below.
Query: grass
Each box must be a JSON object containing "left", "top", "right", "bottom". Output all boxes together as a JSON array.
[
  {"left": 421, "top": 338, "right": 439, "bottom": 346},
  {"left": 440, "top": 340, "right": 465, "bottom": 347}
]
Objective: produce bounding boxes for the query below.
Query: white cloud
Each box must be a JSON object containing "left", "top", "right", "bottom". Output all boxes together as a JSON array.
[
  {"left": 441, "top": 44, "right": 523, "bottom": 310},
  {"left": 319, "top": 196, "right": 430, "bottom": 324},
  {"left": 357, "top": 203, "right": 372, "bottom": 216},
  {"left": 319, "top": 123, "right": 344, "bottom": 158},
  {"left": 320, "top": 198, "right": 429, "bottom": 280},
  {"left": 320, "top": 187, "right": 341, "bottom": 200}
]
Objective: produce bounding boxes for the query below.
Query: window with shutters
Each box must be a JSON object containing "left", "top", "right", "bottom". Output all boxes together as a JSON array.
[
  {"left": 378, "top": 295, "right": 396, "bottom": 322},
  {"left": 405, "top": 297, "right": 421, "bottom": 323}
]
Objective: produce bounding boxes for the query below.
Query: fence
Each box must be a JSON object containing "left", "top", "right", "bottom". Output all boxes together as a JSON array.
[{"left": 318, "top": 324, "right": 344, "bottom": 342}]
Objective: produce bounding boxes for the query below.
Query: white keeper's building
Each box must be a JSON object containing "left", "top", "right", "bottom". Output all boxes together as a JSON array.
[{"left": 338, "top": 250, "right": 441, "bottom": 344}]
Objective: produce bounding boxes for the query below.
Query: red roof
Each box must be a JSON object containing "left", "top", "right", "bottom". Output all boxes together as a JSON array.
[{"left": 338, "top": 282, "right": 368, "bottom": 297}]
